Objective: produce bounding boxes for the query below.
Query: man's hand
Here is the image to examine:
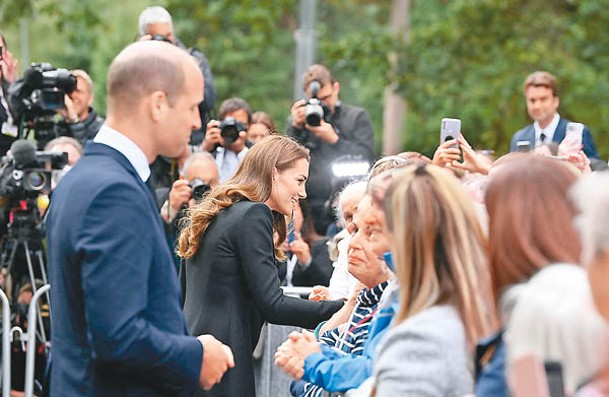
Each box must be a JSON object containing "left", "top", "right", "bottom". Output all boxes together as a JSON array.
[
  {"left": 0, "top": 50, "right": 18, "bottom": 84},
  {"left": 197, "top": 334, "right": 234, "bottom": 390},
  {"left": 290, "top": 99, "right": 307, "bottom": 129},
  {"left": 201, "top": 120, "right": 223, "bottom": 152},
  {"left": 305, "top": 120, "right": 339, "bottom": 144},
  {"left": 168, "top": 179, "right": 192, "bottom": 211},
  {"left": 57, "top": 95, "right": 79, "bottom": 123}
]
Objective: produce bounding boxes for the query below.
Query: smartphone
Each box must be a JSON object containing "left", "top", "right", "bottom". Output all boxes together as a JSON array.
[
  {"left": 516, "top": 140, "right": 532, "bottom": 152},
  {"left": 509, "top": 353, "right": 550, "bottom": 397},
  {"left": 565, "top": 122, "right": 584, "bottom": 146},
  {"left": 440, "top": 118, "right": 461, "bottom": 148},
  {"left": 544, "top": 361, "right": 565, "bottom": 397},
  {"left": 0, "top": 45, "right": 3, "bottom": 60}
]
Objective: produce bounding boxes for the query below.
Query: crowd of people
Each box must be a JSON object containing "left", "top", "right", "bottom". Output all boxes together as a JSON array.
[{"left": 1, "top": 4, "right": 609, "bottom": 397}]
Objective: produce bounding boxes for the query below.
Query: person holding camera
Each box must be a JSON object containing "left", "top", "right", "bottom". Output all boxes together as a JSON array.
[
  {"left": 202, "top": 97, "right": 253, "bottom": 183},
  {"left": 138, "top": 6, "right": 215, "bottom": 146},
  {"left": 287, "top": 64, "right": 374, "bottom": 235},
  {"left": 56, "top": 69, "right": 104, "bottom": 145},
  {"left": 0, "top": 33, "right": 19, "bottom": 156},
  {"left": 160, "top": 152, "right": 219, "bottom": 225}
]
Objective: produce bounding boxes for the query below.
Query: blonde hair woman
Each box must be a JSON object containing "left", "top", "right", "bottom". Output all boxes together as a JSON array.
[{"left": 374, "top": 164, "right": 496, "bottom": 396}]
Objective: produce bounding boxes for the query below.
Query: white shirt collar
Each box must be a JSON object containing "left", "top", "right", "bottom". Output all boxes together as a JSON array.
[
  {"left": 533, "top": 113, "right": 560, "bottom": 145},
  {"left": 93, "top": 125, "right": 150, "bottom": 182}
]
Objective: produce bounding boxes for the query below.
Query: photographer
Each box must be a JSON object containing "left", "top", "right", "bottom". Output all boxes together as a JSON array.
[
  {"left": 287, "top": 64, "right": 374, "bottom": 235},
  {"left": 56, "top": 69, "right": 104, "bottom": 145},
  {"left": 138, "top": 6, "right": 215, "bottom": 145},
  {"left": 160, "top": 151, "right": 219, "bottom": 224},
  {"left": 201, "top": 97, "right": 253, "bottom": 183},
  {"left": 0, "top": 33, "right": 19, "bottom": 156}
]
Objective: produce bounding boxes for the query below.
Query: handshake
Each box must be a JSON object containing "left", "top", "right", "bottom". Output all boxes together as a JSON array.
[{"left": 197, "top": 334, "right": 235, "bottom": 390}]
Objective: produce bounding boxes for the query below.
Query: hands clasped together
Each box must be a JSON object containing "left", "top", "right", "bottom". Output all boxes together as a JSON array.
[{"left": 274, "top": 330, "right": 321, "bottom": 380}]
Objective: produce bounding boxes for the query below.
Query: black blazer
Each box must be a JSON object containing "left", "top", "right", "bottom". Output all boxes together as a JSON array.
[{"left": 181, "top": 200, "right": 342, "bottom": 397}]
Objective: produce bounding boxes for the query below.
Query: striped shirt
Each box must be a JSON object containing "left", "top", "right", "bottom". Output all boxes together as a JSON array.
[{"left": 300, "top": 281, "right": 389, "bottom": 397}]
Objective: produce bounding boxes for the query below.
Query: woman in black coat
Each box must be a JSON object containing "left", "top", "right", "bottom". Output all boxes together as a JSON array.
[{"left": 178, "top": 135, "right": 342, "bottom": 397}]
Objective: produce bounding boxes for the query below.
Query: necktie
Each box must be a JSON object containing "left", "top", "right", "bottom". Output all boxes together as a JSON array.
[{"left": 540, "top": 132, "right": 547, "bottom": 144}]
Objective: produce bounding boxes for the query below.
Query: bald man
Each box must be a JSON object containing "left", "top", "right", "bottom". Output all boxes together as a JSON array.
[{"left": 46, "top": 41, "right": 233, "bottom": 397}]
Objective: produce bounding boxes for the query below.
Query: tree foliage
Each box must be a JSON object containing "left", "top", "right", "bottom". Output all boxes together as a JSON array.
[{"left": 2, "top": 0, "right": 608, "bottom": 158}]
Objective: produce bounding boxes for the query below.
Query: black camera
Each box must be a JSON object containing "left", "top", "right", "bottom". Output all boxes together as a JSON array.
[
  {"left": 219, "top": 117, "right": 247, "bottom": 145},
  {"left": 15, "top": 63, "right": 77, "bottom": 115},
  {"left": 305, "top": 80, "right": 325, "bottom": 127},
  {"left": 150, "top": 34, "right": 172, "bottom": 44},
  {"left": 8, "top": 63, "right": 77, "bottom": 149},
  {"left": 188, "top": 178, "right": 211, "bottom": 202},
  {"left": 0, "top": 140, "right": 68, "bottom": 199}
]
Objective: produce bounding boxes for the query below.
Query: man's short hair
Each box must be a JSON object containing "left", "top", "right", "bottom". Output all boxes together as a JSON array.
[
  {"left": 524, "top": 71, "right": 558, "bottom": 97},
  {"left": 302, "top": 64, "right": 335, "bottom": 91},
  {"left": 218, "top": 97, "right": 252, "bottom": 123},
  {"left": 138, "top": 6, "right": 173, "bottom": 36},
  {"left": 70, "top": 69, "right": 94, "bottom": 93},
  {"left": 107, "top": 42, "right": 186, "bottom": 110}
]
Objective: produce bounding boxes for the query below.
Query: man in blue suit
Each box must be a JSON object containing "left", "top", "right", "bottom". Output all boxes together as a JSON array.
[
  {"left": 510, "top": 71, "right": 598, "bottom": 158},
  {"left": 46, "top": 40, "right": 234, "bottom": 396}
]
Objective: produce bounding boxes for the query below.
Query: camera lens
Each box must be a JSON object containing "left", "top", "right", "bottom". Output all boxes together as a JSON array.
[{"left": 26, "top": 171, "right": 47, "bottom": 191}]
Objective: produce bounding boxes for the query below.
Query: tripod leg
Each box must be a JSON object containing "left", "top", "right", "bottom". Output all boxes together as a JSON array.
[{"left": 22, "top": 242, "right": 48, "bottom": 346}]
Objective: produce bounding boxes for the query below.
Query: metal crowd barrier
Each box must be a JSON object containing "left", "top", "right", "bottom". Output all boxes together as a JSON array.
[
  {"left": 254, "top": 286, "right": 313, "bottom": 397},
  {"left": 0, "top": 284, "right": 49, "bottom": 397}
]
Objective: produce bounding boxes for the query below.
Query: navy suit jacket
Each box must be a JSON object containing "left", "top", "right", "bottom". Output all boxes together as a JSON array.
[
  {"left": 46, "top": 142, "right": 202, "bottom": 397},
  {"left": 510, "top": 117, "right": 598, "bottom": 158}
]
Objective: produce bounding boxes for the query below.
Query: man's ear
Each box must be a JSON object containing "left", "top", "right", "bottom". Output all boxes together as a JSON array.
[
  {"left": 149, "top": 91, "right": 168, "bottom": 122},
  {"left": 333, "top": 81, "right": 340, "bottom": 95}
]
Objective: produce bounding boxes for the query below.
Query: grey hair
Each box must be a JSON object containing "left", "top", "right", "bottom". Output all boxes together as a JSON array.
[
  {"left": 505, "top": 264, "right": 609, "bottom": 395},
  {"left": 570, "top": 171, "right": 609, "bottom": 267},
  {"left": 335, "top": 180, "right": 367, "bottom": 226},
  {"left": 181, "top": 152, "right": 217, "bottom": 176},
  {"left": 138, "top": 6, "right": 173, "bottom": 36}
]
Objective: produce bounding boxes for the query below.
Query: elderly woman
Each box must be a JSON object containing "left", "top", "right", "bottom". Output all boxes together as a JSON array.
[{"left": 276, "top": 192, "right": 394, "bottom": 396}]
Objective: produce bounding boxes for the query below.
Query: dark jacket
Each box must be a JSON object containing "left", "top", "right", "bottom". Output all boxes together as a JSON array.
[
  {"left": 510, "top": 117, "right": 598, "bottom": 159},
  {"left": 46, "top": 142, "right": 202, "bottom": 397},
  {"left": 291, "top": 238, "right": 334, "bottom": 287},
  {"left": 65, "top": 107, "right": 104, "bottom": 145},
  {"left": 181, "top": 200, "right": 343, "bottom": 397},
  {"left": 287, "top": 102, "right": 375, "bottom": 210}
]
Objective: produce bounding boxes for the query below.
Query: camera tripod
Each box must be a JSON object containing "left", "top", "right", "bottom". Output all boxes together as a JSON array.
[{"left": 0, "top": 206, "right": 51, "bottom": 350}]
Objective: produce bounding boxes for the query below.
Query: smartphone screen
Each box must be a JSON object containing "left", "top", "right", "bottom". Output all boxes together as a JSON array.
[
  {"left": 440, "top": 118, "right": 461, "bottom": 148},
  {"left": 565, "top": 122, "right": 584, "bottom": 146}
]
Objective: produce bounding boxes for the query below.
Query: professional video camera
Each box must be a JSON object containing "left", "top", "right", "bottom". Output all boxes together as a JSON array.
[
  {"left": 219, "top": 117, "right": 247, "bottom": 145},
  {"left": 188, "top": 178, "right": 211, "bottom": 202},
  {"left": 305, "top": 80, "right": 326, "bottom": 127},
  {"left": 0, "top": 140, "right": 67, "bottom": 239},
  {"left": 8, "top": 63, "right": 77, "bottom": 149}
]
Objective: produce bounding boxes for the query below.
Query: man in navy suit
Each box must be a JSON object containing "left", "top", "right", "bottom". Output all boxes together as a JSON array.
[
  {"left": 510, "top": 71, "right": 598, "bottom": 158},
  {"left": 46, "top": 40, "right": 234, "bottom": 396}
]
